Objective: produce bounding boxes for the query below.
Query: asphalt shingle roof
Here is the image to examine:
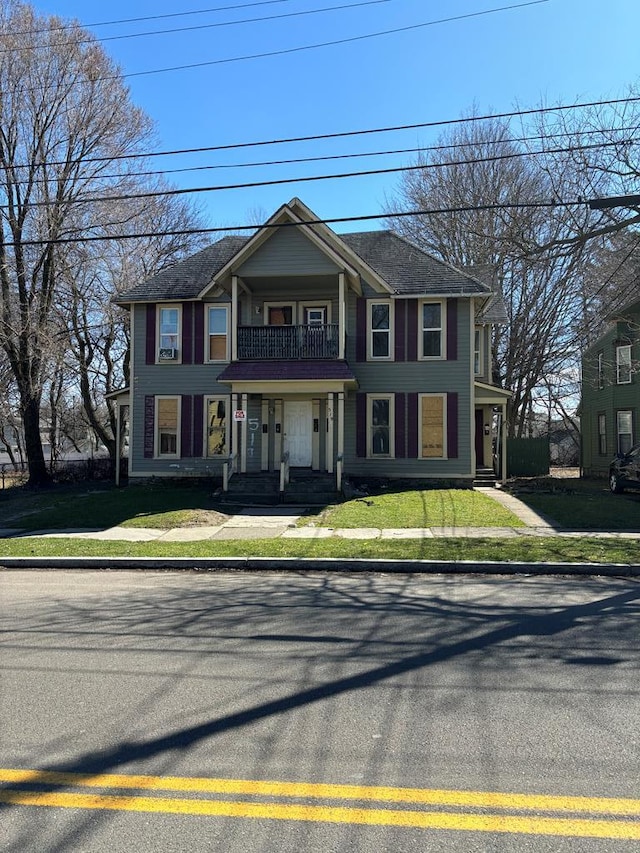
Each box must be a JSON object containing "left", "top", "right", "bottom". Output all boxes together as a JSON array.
[
  {"left": 340, "top": 231, "right": 491, "bottom": 295},
  {"left": 115, "top": 227, "right": 492, "bottom": 303},
  {"left": 217, "top": 360, "right": 356, "bottom": 382}
]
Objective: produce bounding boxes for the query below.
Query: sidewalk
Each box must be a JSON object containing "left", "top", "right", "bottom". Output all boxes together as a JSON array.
[{"left": 1, "top": 488, "right": 639, "bottom": 541}]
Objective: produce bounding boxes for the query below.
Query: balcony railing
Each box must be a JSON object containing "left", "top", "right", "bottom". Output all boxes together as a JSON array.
[{"left": 237, "top": 324, "right": 339, "bottom": 359}]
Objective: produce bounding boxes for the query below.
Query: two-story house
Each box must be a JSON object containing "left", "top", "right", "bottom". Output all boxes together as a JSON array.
[
  {"left": 581, "top": 294, "right": 639, "bottom": 477},
  {"left": 112, "top": 198, "right": 510, "bottom": 495}
]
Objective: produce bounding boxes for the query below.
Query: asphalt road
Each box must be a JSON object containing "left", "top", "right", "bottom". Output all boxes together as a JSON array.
[{"left": 1, "top": 569, "right": 639, "bottom": 852}]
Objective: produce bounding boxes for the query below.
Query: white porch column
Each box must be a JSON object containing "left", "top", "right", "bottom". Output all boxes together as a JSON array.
[
  {"left": 115, "top": 403, "right": 121, "bottom": 487},
  {"left": 326, "top": 392, "right": 335, "bottom": 474},
  {"left": 231, "top": 274, "right": 238, "bottom": 361},
  {"left": 501, "top": 404, "right": 508, "bottom": 484},
  {"left": 338, "top": 272, "right": 346, "bottom": 360},
  {"left": 261, "top": 398, "right": 269, "bottom": 471},
  {"left": 240, "top": 392, "right": 248, "bottom": 473},
  {"left": 232, "top": 392, "right": 239, "bottom": 458},
  {"left": 337, "top": 392, "right": 345, "bottom": 461}
]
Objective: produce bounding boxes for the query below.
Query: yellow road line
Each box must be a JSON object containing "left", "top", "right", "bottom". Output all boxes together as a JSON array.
[
  {"left": 1, "top": 767, "right": 639, "bottom": 817},
  {"left": 1, "top": 789, "right": 640, "bottom": 839}
]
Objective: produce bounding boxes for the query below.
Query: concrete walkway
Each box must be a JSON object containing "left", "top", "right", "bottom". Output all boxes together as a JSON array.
[{"left": 1, "top": 488, "right": 639, "bottom": 541}]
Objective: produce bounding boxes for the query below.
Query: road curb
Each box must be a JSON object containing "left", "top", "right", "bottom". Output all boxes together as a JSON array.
[{"left": 1, "top": 557, "right": 639, "bottom": 576}]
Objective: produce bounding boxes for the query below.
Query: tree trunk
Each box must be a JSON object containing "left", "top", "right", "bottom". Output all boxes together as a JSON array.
[{"left": 21, "top": 395, "right": 50, "bottom": 487}]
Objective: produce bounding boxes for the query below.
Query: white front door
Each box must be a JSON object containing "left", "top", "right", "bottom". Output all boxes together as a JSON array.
[{"left": 284, "top": 401, "right": 313, "bottom": 467}]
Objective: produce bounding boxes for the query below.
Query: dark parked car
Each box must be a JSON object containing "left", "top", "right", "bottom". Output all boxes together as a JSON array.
[{"left": 609, "top": 444, "right": 640, "bottom": 493}]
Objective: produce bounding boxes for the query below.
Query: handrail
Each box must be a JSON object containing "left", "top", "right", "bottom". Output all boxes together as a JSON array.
[
  {"left": 222, "top": 451, "right": 237, "bottom": 492},
  {"left": 279, "top": 451, "right": 290, "bottom": 495},
  {"left": 336, "top": 454, "right": 343, "bottom": 494}
]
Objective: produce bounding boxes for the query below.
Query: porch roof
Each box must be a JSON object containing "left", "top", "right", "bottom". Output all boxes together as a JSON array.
[{"left": 217, "top": 360, "right": 357, "bottom": 384}]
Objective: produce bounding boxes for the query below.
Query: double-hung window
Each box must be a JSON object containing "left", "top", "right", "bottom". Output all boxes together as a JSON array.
[
  {"left": 157, "top": 305, "right": 181, "bottom": 360},
  {"left": 156, "top": 396, "right": 180, "bottom": 457},
  {"left": 616, "top": 345, "right": 632, "bottom": 384},
  {"left": 598, "top": 413, "right": 607, "bottom": 455},
  {"left": 617, "top": 411, "right": 633, "bottom": 455},
  {"left": 474, "top": 327, "right": 483, "bottom": 375},
  {"left": 207, "top": 306, "right": 229, "bottom": 361},
  {"left": 420, "top": 301, "right": 445, "bottom": 358},
  {"left": 368, "top": 395, "right": 394, "bottom": 457},
  {"left": 369, "top": 301, "right": 393, "bottom": 359},
  {"left": 419, "top": 393, "right": 446, "bottom": 459},
  {"left": 206, "top": 397, "right": 228, "bottom": 456}
]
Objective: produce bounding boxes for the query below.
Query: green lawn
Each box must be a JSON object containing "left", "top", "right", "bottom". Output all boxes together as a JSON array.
[
  {"left": 0, "top": 536, "right": 637, "bottom": 565},
  {"left": 504, "top": 478, "right": 640, "bottom": 531},
  {"left": 1, "top": 483, "right": 228, "bottom": 531},
  {"left": 314, "top": 489, "right": 524, "bottom": 528}
]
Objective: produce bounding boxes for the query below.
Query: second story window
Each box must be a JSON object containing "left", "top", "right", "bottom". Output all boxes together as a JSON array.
[
  {"left": 474, "top": 328, "right": 483, "bottom": 375},
  {"left": 420, "top": 301, "right": 444, "bottom": 359},
  {"left": 369, "top": 301, "right": 392, "bottom": 359},
  {"left": 158, "top": 306, "right": 180, "bottom": 360},
  {"left": 597, "top": 352, "right": 604, "bottom": 389},
  {"left": 616, "top": 345, "right": 632, "bottom": 384},
  {"left": 208, "top": 306, "right": 229, "bottom": 361}
]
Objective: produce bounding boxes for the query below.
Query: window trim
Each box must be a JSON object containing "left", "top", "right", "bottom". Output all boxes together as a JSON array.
[
  {"left": 154, "top": 395, "right": 181, "bottom": 458},
  {"left": 156, "top": 304, "right": 182, "bottom": 364},
  {"left": 597, "top": 412, "right": 607, "bottom": 456},
  {"left": 616, "top": 344, "right": 632, "bottom": 385},
  {"left": 204, "top": 395, "right": 229, "bottom": 458},
  {"left": 418, "top": 392, "right": 447, "bottom": 460},
  {"left": 300, "top": 301, "right": 331, "bottom": 325},
  {"left": 367, "top": 393, "right": 395, "bottom": 458},
  {"left": 419, "top": 299, "right": 446, "bottom": 360},
  {"left": 474, "top": 326, "right": 484, "bottom": 376},
  {"left": 206, "top": 304, "right": 230, "bottom": 363},
  {"left": 264, "top": 302, "right": 296, "bottom": 326},
  {"left": 368, "top": 299, "right": 394, "bottom": 361},
  {"left": 616, "top": 409, "right": 633, "bottom": 455}
]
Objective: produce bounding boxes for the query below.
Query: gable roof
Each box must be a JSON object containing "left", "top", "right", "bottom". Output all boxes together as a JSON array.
[{"left": 115, "top": 202, "right": 492, "bottom": 304}]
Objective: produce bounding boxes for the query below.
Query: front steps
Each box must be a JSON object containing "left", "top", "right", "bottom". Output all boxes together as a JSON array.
[
  {"left": 473, "top": 466, "right": 498, "bottom": 486},
  {"left": 216, "top": 470, "right": 340, "bottom": 507}
]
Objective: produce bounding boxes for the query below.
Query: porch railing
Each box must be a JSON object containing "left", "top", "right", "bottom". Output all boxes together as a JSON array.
[
  {"left": 237, "top": 324, "right": 339, "bottom": 359},
  {"left": 279, "top": 451, "right": 290, "bottom": 496},
  {"left": 222, "top": 451, "right": 238, "bottom": 492}
]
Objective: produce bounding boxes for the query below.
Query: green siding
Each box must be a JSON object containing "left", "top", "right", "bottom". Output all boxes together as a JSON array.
[
  {"left": 582, "top": 311, "right": 639, "bottom": 476},
  {"left": 237, "top": 227, "right": 340, "bottom": 276}
]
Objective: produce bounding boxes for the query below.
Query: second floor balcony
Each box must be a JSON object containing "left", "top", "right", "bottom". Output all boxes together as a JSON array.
[{"left": 237, "top": 324, "right": 339, "bottom": 360}]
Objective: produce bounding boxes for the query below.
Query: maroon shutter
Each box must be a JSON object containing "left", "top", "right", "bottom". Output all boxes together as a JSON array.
[
  {"left": 193, "top": 395, "right": 204, "bottom": 458},
  {"left": 356, "top": 392, "right": 366, "bottom": 457},
  {"left": 394, "top": 393, "right": 405, "bottom": 458},
  {"left": 182, "top": 303, "right": 193, "bottom": 365},
  {"left": 394, "top": 300, "right": 406, "bottom": 362},
  {"left": 407, "top": 300, "right": 418, "bottom": 361},
  {"left": 145, "top": 305, "right": 156, "bottom": 365},
  {"left": 446, "top": 298, "right": 458, "bottom": 361},
  {"left": 181, "top": 395, "right": 193, "bottom": 458},
  {"left": 144, "top": 395, "right": 154, "bottom": 458},
  {"left": 355, "top": 298, "right": 366, "bottom": 362},
  {"left": 447, "top": 392, "right": 458, "bottom": 458},
  {"left": 407, "top": 393, "right": 418, "bottom": 457},
  {"left": 194, "top": 303, "right": 205, "bottom": 365}
]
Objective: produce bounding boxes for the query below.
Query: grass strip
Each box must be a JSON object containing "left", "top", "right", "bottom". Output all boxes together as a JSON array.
[{"left": 0, "top": 537, "right": 637, "bottom": 565}]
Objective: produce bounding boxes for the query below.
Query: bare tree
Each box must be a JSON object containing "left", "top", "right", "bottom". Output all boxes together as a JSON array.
[
  {"left": 0, "top": 1, "right": 156, "bottom": 485},
  {"left": 385, "top": 115, "right": 597, "bottom": 437}
]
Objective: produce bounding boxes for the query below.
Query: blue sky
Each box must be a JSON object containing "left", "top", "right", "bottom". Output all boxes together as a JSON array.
[{"left": 32, "top": 0, "right": 640, "bottom": 234}]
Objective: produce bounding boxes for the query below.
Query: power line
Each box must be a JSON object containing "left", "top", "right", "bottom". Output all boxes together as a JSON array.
[
  {"left": 7, "top": 1, "right": 296, "bottom": 36},
  {"left": 120, "top": 1, "right": 550, "bottom": 81},
  {"left": 4, "top": 139, "right": 632, "bottom": 210},
  {"left": 5, "top": 201, "right": 588, "bottom": 247},
  {"left": 14, "top": 95, "right": 640, "bottom": 171},
  {"left": 0, "top": 0, "right": 392, "bottom": 54}
]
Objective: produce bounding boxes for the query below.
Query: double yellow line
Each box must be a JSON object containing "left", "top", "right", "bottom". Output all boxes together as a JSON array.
[{"left": 1, "top": 768, "right": 640, "bottom": 839}]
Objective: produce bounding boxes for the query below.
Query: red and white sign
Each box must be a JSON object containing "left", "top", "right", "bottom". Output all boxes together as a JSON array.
[{"left": 233, "top": 410, "right": 246, "bottom": 422}]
